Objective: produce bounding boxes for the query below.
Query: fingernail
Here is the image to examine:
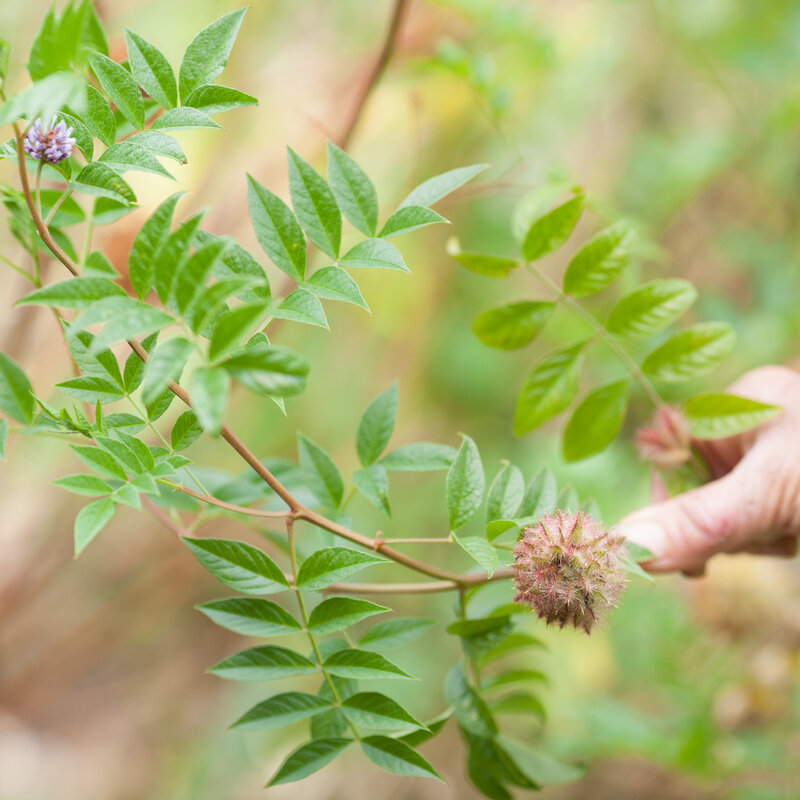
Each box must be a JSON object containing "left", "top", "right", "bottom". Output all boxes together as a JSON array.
[{"left": 620, "top": 517, "right": 668, "bottom": 561}]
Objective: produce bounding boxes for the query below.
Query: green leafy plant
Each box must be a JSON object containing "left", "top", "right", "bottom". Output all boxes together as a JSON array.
[{"left": 0, "top": 2, "right": 779, "bottom": 797}]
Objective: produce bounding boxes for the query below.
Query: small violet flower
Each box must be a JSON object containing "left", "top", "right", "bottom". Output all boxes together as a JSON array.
[
  {"left": 513, "top": 510, "right": 626, "bottom": 634},
  {"left": 23, "top": 117, "right": 76, "bottom": 165}
]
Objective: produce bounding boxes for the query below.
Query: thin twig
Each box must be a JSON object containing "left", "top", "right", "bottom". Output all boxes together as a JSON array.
[
  {"left": 13, "top": 125, "right": 79, "bottom": 277},
  {"left": 338, "top": 0, "right": 411, "bottom": 149},
  {"left": 143, "top": 496, "right": 186, "bottom": 537},
  {"left": 320, "top": 568, "right": 516, "bottom": 595},
  {"left": 157, "top": 479, "right": 292, "bottom": 519}
]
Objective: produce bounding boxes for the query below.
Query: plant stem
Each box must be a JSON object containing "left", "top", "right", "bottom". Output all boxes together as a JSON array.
[
  {"left": 320, "top": 569, "right": 515, "bottom": 595},
  {"left": 34, "top": 161, "right": 44, "bottom": 221},
  {"left": 287, "top": 517, "right": 360, "bottom": 741},
  {"left": 0, "top": 253, "right": 35, "bottom": 284},
  {"left": 43, "top": 187, "right": 73, "bottom": 226},
  {"left": 156, "top": 478, "right": 291, "bottom": 518},
  {"left": 13, "top": 126, "right": 79, "bottom": 276},
  {"left": 525, "top": 262, "right": 664, "bottom": 409},
  {"left": 338, "top": 0, "right": 411, "bottom": 148},
  {"left": 81, "top": 219, "right": 94, "bottom": 266}
]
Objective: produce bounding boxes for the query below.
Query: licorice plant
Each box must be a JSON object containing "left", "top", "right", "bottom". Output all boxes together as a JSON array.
[{"left": 0, "top": 2, "right": 780, "bottom": 796}]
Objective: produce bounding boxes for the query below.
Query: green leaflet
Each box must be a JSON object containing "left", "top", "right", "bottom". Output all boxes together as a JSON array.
[
  {"left": 288, "top": 146, "right": 341, "bottom": 258},
  {"left": 267, "top": 738, "right": 352, "bottom": 786},
  {"left": 452, "top": 532, "right": 498, "bottom": 577},
  {"left": 197, "top": 597, "right": 301, "bottom": 637},
  {"left": 173, "top": 236, "right": 231, "bottom": 314},
  {"left": 188, "top": 366, "right": 229, "bottom": 434},
  {"left": 353, "top": 465, "right": 391, "bottom": 516},
  {"left": 379, "top": 205, "right": 448, "bottom": 238},
  {"left": 151, "top": 107, "right": 220, "bottom": 130},
  {"left": 342, "top": 692, "right": 428, "bottom": 732},
  {"left": 356, "top": 382, "right": 398, "bottom": 466},
  {"left": 171, "top": 410, "right": 203, "bottom": 451},
  {"left": 296, "top": 547, "right": 387, "bottom": 591},
  {"left": 359, "top": 618, "right": 435, "bottom": 650},
  {"left": 210, "top": 645, "right": 317, "bottom": 682},
  {"left": 641, "top": 322, "right": 736, "bottom": 382},
  {"left": 562, "top": 380, "right": 630, "bottom": 462},
  {"left": 447, "top": 434, "right": 485, "bottom": 530},
  {"left": 562, "top": 221, "right": 633, "bottom": 297},
  {"left": 399, "top": 163, "right": 488, "bottom": 208},
  {"left": 340, "top": 238, "right": 408, "bottom": 272},
  {"left": 142, "top": 337, "right": 193, "bottom": 405},
  {"left": 514, "top": 343, "right": 585, "bottom": 436},
  {"left": 184, "top": 84, "right": 257, "bottom": 114},
  {"left": 182, "top": 537, "right": 289, "bottom": 595},
  {"left": 685, "top": 393, "right": 779, "bottom": 439},
  {"left": 90, "top": 53, "right": 145, "bottom": 129},
  {"left": 98, "top": 141, "right": 174, "bottom": 180},
  {"left": 297, "top": 434, "right": 344, "bottom": 509},
  {"left": 178, "top": 8, "right": 247, "bottom": 100},
  {"left": 18, "top": 277, "right": 124, "bottom": 309},
  {"left": 452, "top": 251, "right": 519, "bottom": 278},
  {"left": 83, "top": 84, "right": 115, "bottom": 145},
  {"left": 231, "top": 692, "right": 333, "bottom": 731},
  {"left": 472, "top": 301, "right": 554, "bottom": 350},
  {"left": 124, "top": 29, "right": 177, "bottom": 109},
  {"left": 322, "top": 648, "right": 416, "bottom": 680},
  {"left": 128, "top": 194, "right": 183, "bottom": 299},
  {"left": 606, "top": 279, "right": 697, "bottom": 338},
  {"left": 326, "top": 141, "right": 378, "bottom": 236},
  {"left": 485, "top": 462, "right": 524, "bottom": 524},
  {"left": 521, "top": 194, "right": 584, "bottom": 261},
  {"left": 305, "top": 266, "right": 368, "bottom": 310},
  {"left": 222, "top": 342, "right": 309, "bottom": 398},
  {"left": 0, "top": 71, "right": 86, "bottom": 128},
  {"left": 73, "top": 163, "right": 136, "bottom": 205},
  {"left": 274, "top": 289, "right": 328, "bottom": 329},
  {"left": 247, "top": 174, "right": 306, "bottom": 281},
  {"left": 380, "top": 442, "right": 457, "bottom": 471},
  {"left": 307, "top": 597, "right": 389, "bottom": 635},
  {"left": 74, "top": 496, "right": 115, "bottom": 555},
  {"left": 517, "top": 466, "right": 557, "bottom": 518},
  {"left": 361, "top": 736, "right": 442, "bottom": 780},
  {"left": 0, "top": 353, "right": 34, "bottom": 424}
]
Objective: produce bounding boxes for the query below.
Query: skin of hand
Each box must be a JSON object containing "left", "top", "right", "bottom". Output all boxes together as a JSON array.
[{"left": 618, "top": 366, "right": 800, "bottom": 576}]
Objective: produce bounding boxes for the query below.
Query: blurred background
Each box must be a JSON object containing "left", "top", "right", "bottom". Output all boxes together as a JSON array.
[{"left": 1, "top": 0, "right": 800, "bottom": 798}]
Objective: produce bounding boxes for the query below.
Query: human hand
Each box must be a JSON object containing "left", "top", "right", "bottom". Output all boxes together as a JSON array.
[{"left": 619, "top": 366, "right": 800, "bottom": 575}]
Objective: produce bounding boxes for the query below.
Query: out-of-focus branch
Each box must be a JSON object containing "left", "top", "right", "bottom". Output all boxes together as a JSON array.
[{"left": 338, "top": 0, "right": 411, "bottom": 149}]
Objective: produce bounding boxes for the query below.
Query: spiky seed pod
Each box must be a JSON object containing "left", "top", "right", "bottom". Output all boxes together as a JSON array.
[
  {"left": 513, "top": 510, "right": 626, "bottom": 634},
  {"left": 635, "top": 404, "right": 691, "bottom": 470},
  {"left": 23, "top": 117, "right": 76, "bottom": 165}
]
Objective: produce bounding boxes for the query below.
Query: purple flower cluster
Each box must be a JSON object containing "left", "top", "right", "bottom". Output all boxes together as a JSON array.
[{"left": 23, "top": 117, "right": 76, "bottom": 165}]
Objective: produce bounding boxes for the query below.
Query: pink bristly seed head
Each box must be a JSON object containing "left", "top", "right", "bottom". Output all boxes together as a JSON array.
[{"left": 512, "top": 510, "right": 626, "bottom": 634}]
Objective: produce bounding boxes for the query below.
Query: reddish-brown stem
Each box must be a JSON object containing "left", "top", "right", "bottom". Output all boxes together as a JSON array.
[
  {"left": 338, "top": 0, "right": 411, "bottom": 149},
  {"left": 13, "top": 125, "right": 79, "bottom": 277},
  {"left": 379, "top": 537, "right": 453, "bottom": 544},
  {"left": 143, "top": 497, "right": 186, "bottom": 537},
  {"left": 159, "top": 480, "right": 292, "bottom": 518},
  {"left": 321, "top": 568, "right": 515, "bottom": 595}
]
